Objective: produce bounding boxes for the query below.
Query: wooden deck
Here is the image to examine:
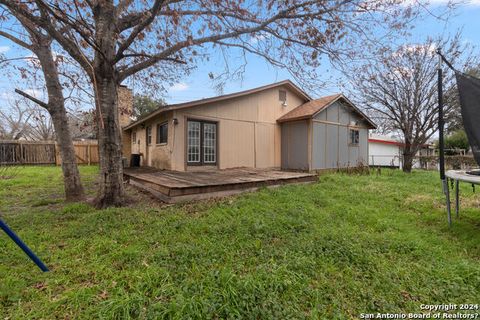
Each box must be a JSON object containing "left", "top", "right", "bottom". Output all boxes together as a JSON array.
[{"left": 124, "top": 167, "right": 317, "bottom": 203}]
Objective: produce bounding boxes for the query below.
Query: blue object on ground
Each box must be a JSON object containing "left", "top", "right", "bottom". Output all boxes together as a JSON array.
[{"left": 0, "top": 218, "right": 49, "bottom": 272}]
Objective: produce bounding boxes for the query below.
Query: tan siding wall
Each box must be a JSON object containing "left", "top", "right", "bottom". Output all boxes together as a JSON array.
[
  {"left": 256, "top": 89, "right": 305, "bottom": 123},
  {"left": 130, "top": 112, "right": 173, "bottom": 169},
  {"left": 220, "top": 120, "right": 255, "bottom": 169},
  {"left": 255, "top": 123, "right": 275, "bottom": 168},
  {"left": 170, "top": 110, "right": 184, "bottom": 171},
  {"left": 274, "top": 124, "right": 282, "bottom": 167},
  {"left": 160, "top": 85, "right": 307, "bottom": 171}
]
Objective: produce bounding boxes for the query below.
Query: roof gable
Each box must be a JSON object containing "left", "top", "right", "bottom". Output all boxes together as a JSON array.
[
  {"left": 277, "top": 94, "right": 341, "bottom": 123},
  {"left": 277, "top": 94, "right": 376, "bottom": 129},
  {"left": 124, "top": 80, "right": 310, "bottom": 130}
]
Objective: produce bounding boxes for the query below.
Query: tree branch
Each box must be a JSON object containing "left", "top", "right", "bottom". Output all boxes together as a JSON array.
[
  {"left": 15, "top": 89, "right": 48, "bottom": 109},
  {"left": 118, "top": 6, "right": 298, "bottom": 81},
  {"left": 0, "top": 0, "right": 95, "bottom": 78},
  {"left": 35, "top": 0, "right": 100, "bottom": 54},
  {"left": 115, "top": 0, "right": 165, "bottom": 62},
  {"left": 0, "top": 30, "right": 32, "bottom": 50}
]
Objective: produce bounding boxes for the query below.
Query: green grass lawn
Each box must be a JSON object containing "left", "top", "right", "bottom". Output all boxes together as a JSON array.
[{"left": 1, "top": 166, "right": 479, "bottom": 319}]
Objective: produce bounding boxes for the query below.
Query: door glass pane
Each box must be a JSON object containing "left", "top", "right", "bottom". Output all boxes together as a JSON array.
[
  {"left": 203, "top": 123, "right": 216, "bottom": 163},
  {"left": 187, "top": 121, "right": 200, "bottom": 163}
]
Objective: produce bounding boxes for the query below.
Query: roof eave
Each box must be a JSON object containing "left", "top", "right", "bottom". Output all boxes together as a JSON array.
[
  {"left": 123, "top": 79, "right": 311, "bottom": 131},
  {"left": 277, "top": 115, "right": 311, "bottom": 123},
  {"left": 338, "top": 95, "right": 377, "bottom": 130},
  {"left": 123, "top": 108, "right": 170, "bottom": 130}
]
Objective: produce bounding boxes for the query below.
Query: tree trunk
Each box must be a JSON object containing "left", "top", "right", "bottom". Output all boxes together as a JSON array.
[
  {"left": 50, "top": 109, "right": 85, "bottom": 201},
  {"left": 34, "top": 38, "right": 85, "bottom": 201},
  {"left": 92, "top": 3, "right": 125, "bottom": 208},
  {"left": 94, "top": 78, "right": 125, "bottom": 208},
  {"left": 402, "top": 146, "right": 415, "bottom": 173}
]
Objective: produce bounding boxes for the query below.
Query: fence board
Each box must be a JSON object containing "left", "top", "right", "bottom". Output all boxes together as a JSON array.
[
  {"left": 0, "top": 140, "right": 98, "bottom": 165},
  {"left": 56, "top": 142, "right": 99, "bottom": 165}
]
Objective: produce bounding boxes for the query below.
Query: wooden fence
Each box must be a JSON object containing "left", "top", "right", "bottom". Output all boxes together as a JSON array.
[
  {"left": 0, "top": 140, "right": 99, "bottom": 165},
  {"left": 56, "top": 140, "right": 99, "bottom": 165}
]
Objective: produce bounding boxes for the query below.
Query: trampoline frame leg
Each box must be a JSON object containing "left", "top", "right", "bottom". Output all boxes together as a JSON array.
[
  {"left": 455, "top": 179, "right": 459, "bottom": 218},
  {"left": 443, "top": 179, "right": 452, "bottom": 227}
]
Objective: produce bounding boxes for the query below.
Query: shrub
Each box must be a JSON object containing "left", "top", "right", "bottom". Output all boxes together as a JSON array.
[{"left": 444, "top": 130, "right": 470, "bottom": 155}]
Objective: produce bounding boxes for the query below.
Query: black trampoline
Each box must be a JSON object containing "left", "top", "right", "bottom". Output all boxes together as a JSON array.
[{"left": 438, "top": 51, "right": 480, "bottom": 226}]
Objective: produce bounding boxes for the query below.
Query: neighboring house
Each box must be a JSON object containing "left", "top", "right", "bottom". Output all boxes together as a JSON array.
[
  {"left": 121, "top": 80, "right": 376, "bottom": 172},
  {"left": 368, "top": 135, "right": 403, "bottom": 168},
  {"left": 368, "top": 135, "right": 434, "bottom": 169}
]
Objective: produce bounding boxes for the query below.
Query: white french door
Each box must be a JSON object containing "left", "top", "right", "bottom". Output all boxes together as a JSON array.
[{"left": 187, "top": 120, "right": 217, "bottom": 165}]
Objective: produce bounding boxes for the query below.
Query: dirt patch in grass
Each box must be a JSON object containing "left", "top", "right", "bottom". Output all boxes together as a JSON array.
[
  {"left": 459, "top": 196, "right": 480, "bottom": 208},
  {"left": 121, "top": 184, "right": 170, "bottom": 209},
  {"left": 403, "top": 194, "right": 433, "bottom": 206}
]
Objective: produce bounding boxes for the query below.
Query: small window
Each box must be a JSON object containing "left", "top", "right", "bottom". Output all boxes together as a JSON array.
[
  {"left": 349, "top": 129, "right": 359, "bottom": 145},
  {"left": 279, "top": 90, "right": 287, "bottom": 103},
  {"left": 146, "top": 126, "right": 152, "bottom": 145},
  {"left": 132, "top": 131, "right": 136, "bottom": 144},
  {"left": 156, "top": 122, "right": 168, "bottom": 144}
]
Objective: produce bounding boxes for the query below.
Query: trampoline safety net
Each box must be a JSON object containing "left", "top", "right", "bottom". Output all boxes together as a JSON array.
[{"left": 455, "top": 72, "right": 480, "bottom": 167}]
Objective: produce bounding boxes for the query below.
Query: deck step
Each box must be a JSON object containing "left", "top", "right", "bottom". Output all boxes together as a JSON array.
[{"left": 124, "top": 168, "right": 317, "bottom": 203}]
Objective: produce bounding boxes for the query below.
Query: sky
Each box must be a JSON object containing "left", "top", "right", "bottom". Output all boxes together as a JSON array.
[
  {"left": 0, "top": 1, "right": 479, "bottom": 107},
  {"left": 160, "top": 1, "right": 480, "bottom": 103}
]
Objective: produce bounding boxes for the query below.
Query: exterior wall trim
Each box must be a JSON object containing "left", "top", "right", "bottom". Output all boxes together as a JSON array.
[
  {"left": 124, "top": 80, "right": 310, "bottom": 131},
  {"left": 307, "top": 118, "right": 313, "bottom": 171},
  {"left": 312, "top": 118, "right": 369, "bottom": 129}
]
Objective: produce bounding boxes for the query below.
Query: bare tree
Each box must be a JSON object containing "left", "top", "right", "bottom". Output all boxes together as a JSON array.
[
  {"left": 26, "top": 107, "right": 55, "bottom": 141},
  {"left": 351, "top": 35, "right": 475, "bottom": 172},
  {"left": 68, "top": 109, "right": 97, "bottom": 140},
  {"left": 0, "top": 0, "right": 428, "bottom": 207},
  {"left": 0, "top": 10, "right": 85, "bottom": 201},
  {"left": 0, "top": 99, "right": 33, "bottom": 140}
]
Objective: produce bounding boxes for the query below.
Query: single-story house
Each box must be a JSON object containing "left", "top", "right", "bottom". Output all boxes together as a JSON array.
[
  {"left": 368, "top": 134, "right": 434, "bottom": 169},
  {"left": 121, "top": 80, "right": 376, "bottom": 172},
  {"left": 368, "top": 135, "right": 403, "bottom": 168}
]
